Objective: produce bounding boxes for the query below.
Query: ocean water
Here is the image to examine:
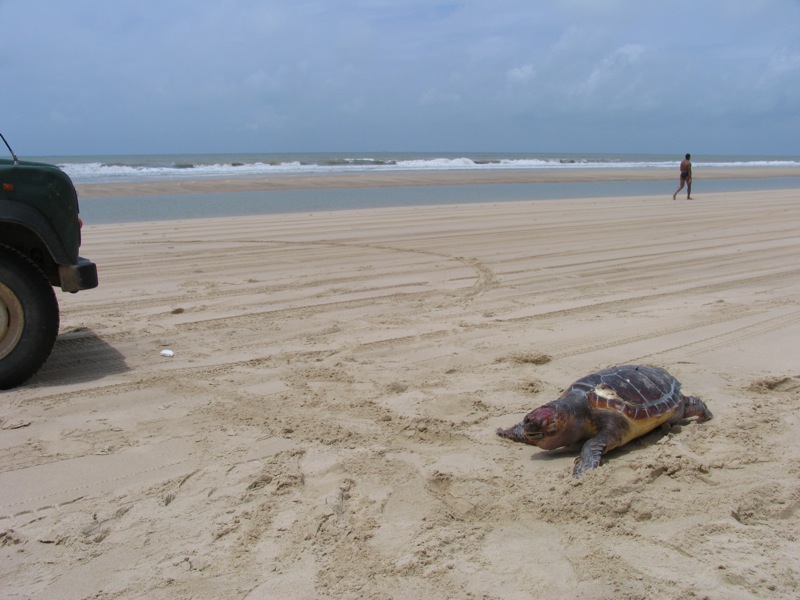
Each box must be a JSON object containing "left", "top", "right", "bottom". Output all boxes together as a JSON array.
[
  {"left": 26, "top": 151, "right": 800, "bottom": 185},
  {"left": 15, "top": 150, "right": 798, "bottom": 223},
  {"left": 77, "top": 177, "right": 800, "bottom": 225}
]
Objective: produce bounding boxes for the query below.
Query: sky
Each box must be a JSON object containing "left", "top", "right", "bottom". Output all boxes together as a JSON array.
[{"left": 1, "top": 0, "right": 799, "bottom": 156}]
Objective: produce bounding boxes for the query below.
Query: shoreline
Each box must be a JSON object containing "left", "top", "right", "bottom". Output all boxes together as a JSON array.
[{"left": 74, "top": 165, "right": 800, "bottom": 198}]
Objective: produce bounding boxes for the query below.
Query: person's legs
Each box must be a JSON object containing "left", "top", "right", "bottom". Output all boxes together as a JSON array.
[{"left": 673, "top": 178, "right": 685, "bottom": 200}]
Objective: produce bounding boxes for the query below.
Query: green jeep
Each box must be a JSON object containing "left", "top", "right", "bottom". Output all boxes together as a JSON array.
[{"left": 0, "top": 134, "right": 98, "bottom": 389}]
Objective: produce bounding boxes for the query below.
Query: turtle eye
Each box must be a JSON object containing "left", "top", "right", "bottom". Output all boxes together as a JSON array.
[{"left": 525, "top": 406, "right": 555, "bottom": 433}]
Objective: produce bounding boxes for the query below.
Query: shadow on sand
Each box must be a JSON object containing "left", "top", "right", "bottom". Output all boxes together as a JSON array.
[{"left": 30, "top": 327, "right": 130, "bottom": 386}]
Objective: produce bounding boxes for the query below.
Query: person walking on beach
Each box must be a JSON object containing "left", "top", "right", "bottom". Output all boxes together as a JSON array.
[{"left": 673, "top": 153, "right": 693, "bottom": 200}]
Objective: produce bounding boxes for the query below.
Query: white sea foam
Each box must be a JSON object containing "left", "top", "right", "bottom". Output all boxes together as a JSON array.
[{"left": 55, "top": 154, "right": 799, "bottom": 184}]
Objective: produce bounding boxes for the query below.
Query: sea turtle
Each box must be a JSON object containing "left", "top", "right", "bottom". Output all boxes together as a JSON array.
[{"left": 496, "top": 365, "right": 712, "bottom": 477}]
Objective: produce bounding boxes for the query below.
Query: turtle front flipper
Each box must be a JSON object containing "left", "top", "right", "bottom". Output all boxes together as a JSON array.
[{"left": 573, "top": 436, "right": 607, "bottom": 477}]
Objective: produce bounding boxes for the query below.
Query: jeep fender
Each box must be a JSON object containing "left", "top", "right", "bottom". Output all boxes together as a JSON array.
[{"left": 0, "top": 199, "right": 74, "bottom": 265}]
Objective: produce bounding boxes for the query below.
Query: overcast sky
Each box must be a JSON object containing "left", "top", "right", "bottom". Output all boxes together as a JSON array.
[{"left": 1, "top": 0, "right": 799, "bottom": 156}]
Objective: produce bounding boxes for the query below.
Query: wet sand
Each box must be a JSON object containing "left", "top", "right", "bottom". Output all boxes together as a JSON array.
[
  {"left": 74, "top": 165, "right": 800, "bottom": 197},
  {"left": 2, "top": 173, "right": 800, "bottom": 598}
]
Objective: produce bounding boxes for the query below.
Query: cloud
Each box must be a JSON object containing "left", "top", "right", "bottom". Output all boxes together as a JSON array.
[
  {"left": 768, "top": 49, "right": 800, "bottom": 75},
  {"left": 1, "top": 0, "right": 799, "bottom": 154},
  {"left": 579, "top": 43, "right": 647, "bottom": 99},
  {"left": 419, "top": 88, "right": 463, "bottom": 107},
  {"left": 507, "top": 64, "right": 536, "bottom": 83}
]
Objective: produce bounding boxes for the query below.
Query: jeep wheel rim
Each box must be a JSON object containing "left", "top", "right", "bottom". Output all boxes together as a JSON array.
[{"left": 0, "top": 282, "right": 24, "bottom": 360}]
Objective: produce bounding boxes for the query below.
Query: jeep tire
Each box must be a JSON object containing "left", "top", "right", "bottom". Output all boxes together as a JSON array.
[{"left": 0, "top": 245, "right": 60, "bottom": 389}]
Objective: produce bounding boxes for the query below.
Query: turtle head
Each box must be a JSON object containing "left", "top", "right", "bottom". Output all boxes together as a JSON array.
[
  {"left": 522, "top": 405, "right": 571, "bottom": 449},
  {"left": 497, "top": 405, "right": 577, "bottom": 449}
]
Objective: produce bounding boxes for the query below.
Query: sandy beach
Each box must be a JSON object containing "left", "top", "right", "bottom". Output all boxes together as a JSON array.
[{"left": 2, "top": 172, "right": 800, "bottom": 599}]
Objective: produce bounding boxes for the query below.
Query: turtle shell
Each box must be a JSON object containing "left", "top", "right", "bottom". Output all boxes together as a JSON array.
[{"left": 570, "top": 364, "right": 683, "bottom": 423}]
